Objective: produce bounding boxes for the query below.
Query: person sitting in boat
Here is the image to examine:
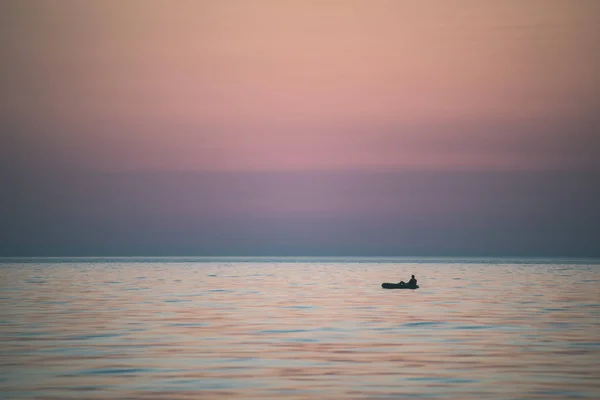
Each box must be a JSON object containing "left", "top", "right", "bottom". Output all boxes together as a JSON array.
[
  {"left": 407, "top": 275, "right": 417, "bottom": 288},
  {"left": 398, "top": 275, "right": 417, "bottom": 288}
]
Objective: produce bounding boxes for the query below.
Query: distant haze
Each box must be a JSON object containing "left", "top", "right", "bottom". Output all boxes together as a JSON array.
[{"left": 1, "top": 1, "right": 599, "bottom": 256}]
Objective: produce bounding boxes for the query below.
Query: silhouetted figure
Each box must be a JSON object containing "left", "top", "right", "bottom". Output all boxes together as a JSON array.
[
  {"left": 398, "top": 274, "right": 417, "bottom": 288},
  {"left": 407, "top": 274, "right": 417, "bottom": 288}
]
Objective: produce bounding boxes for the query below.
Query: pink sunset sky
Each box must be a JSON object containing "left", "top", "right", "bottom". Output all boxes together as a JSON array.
[
  {"left": 2, "top": 1, "right": 600, "bottom": 257},
  {"left": 3, "top": 0, "right": 600, "bottom": 172}
]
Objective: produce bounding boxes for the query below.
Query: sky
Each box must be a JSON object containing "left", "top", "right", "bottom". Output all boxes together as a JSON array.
[{"left": 1, "top": 0, "right": 599, "bottom": 256}]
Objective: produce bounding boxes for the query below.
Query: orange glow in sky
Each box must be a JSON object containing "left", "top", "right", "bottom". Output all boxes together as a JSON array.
[{"left": 3, "top": 0, "right": 600, "bottom": 172}]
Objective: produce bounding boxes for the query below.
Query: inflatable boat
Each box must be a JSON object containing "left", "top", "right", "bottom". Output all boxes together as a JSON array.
[{"left": 381, "top": 283, "right": 419, "bottom": 289}]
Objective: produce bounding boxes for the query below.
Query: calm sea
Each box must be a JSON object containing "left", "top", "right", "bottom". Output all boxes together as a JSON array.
[{"left": 1, "top": 258, "right": 599, "bottom": 399}]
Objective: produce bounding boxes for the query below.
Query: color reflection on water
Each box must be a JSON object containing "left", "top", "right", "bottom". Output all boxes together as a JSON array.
[{"left": 1, "top": 260, "right": 599, "bottom": 399}]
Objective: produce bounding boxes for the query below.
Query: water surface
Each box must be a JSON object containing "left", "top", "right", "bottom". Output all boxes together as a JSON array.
[{"left": 1, "top": 258, "right": 599, "bottom": 399}]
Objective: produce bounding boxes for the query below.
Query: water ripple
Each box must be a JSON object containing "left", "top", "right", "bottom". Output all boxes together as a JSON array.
[{"left": 1, "top": 260, "right": 599, "bottom": 399}]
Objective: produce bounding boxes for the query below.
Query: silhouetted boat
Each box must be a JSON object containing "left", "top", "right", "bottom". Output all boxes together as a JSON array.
[{"left": 381, "top": 283, "right": 419, "bottom": 289}]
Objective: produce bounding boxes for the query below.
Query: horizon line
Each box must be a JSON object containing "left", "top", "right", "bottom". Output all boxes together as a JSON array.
[{"left": 2, "top": 255, "right": 599, "bottom": 261}]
